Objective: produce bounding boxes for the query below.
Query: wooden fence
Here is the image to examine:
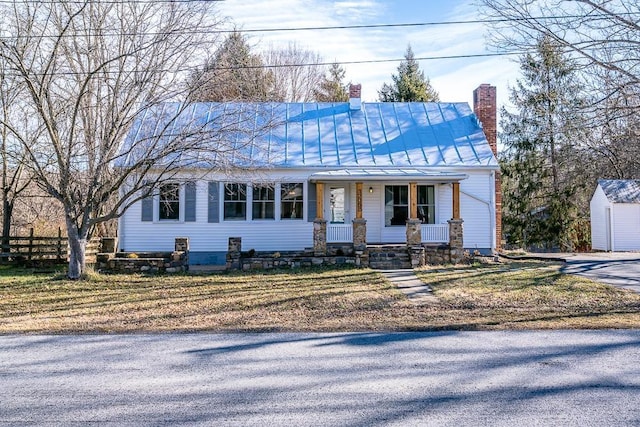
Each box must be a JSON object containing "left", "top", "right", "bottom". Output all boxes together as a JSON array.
[{"left": 0, "top": 228, "right": 100, "bottom": 264}]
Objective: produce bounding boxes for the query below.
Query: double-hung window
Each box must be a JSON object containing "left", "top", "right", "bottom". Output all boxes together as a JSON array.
[
  {"left": 385, "top": 185, "right": 409, "bottom": 226},
  {"left": 417, "top": 185, "right": 436, "bottom": 224},
  {"left": 252, "top": 184, "right": 275, "bottom": 220},
  {"left": 224, "top": 183, "right": 246, "bottom": 220},
  {"left": 159, "top": 183, "right": 180, "bottom": 220},
  {"left": 281, "top": 183, "right": 303, "bottom": 220}
]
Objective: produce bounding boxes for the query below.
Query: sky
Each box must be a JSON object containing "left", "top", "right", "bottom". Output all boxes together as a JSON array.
[{"left": 217, "top": 0, "right": 521, "bottom": 107}]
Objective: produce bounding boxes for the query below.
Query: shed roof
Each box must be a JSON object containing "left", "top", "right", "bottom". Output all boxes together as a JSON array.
[
  {"left": 598, "top": 179, "right": 640, "bottom": 203},
  {"left": 119, "top": 101, "right": 498, "bottom": 169}
]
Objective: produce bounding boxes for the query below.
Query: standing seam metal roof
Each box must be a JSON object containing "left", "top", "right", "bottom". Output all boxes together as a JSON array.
[
  {"left": 119, "top": 101, "right": 499, "bottom": 169},
  {"left": 598, "top": 179, "right": 640, "bottom": 203}
]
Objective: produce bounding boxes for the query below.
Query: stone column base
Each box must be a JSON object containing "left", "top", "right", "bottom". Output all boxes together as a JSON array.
[
  {"left": 406, "top": 219, "right": 422, "bottom": 246},
  {"left": 352, "top": 218, "right": 367, "bottom": 252},
  {"left": 313, "top": 219, "right": 327, "bottom": 256},
  {"left": 448, "top": 219, "right": 464, "bottom": 264}
]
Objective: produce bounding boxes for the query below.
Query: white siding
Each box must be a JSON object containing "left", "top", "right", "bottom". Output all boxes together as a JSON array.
[
  {"left": 120, "top": 168, "right": 497, "bottom": 256},
  {"left": 590, "top": 185, "right": 610, "bottom": 251},
  {"left": 459, "top": 171, "right": 494, "bottom": 250},
  {"left": 612, "top": 204, "right": 640, "bottom": 251},
  {"left": 362, "top": 183, "right": 383, "bottom": 243},
  {"left": 120, "top": 170, "right": 314, "bottom": 254}
]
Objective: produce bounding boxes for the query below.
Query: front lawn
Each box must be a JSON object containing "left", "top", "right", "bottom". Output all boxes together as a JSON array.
[{"left": 0, "top": 261, "right": 638, "bottom": 333}]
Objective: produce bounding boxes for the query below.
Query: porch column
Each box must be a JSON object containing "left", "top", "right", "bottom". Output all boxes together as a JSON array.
[
  {"left": 353, "top": 182, "right": 367, "bottom": 251},
  {"left": 406, "top": 182, "right": 422, "bottom": 246},
  {"left": 449, "top": 182, "right": 464, "bottom": 263},
  {"left": 452, "top": 182, "right": 460, "bottom": 219},
  {"left": 313, "top": 182, "right": 327, "bottom": 256}
]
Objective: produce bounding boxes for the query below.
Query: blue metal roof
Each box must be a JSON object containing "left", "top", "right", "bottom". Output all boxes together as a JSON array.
[
  {"left": 599, "top": 179, "right": 640, "bottom": 203},
  {"left": 119, "top": 101, "right": 498, "bottom": 169}
]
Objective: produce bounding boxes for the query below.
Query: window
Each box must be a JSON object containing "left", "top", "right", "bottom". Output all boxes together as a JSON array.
[
  {"left": 385, "top": 185, "right": 408, "bottom": 226},
  {"left": 224, "top": 183, "right": 246, "bottom": 220},
  {"left": 281, "top": 183, "right": 303, "bottom": 220},
  {"left": 252, "top": 184, "right": 275, "bottom": 220},
  {"left": 159, "top": 183, "right": 180, "bottom": 220},
  {"left": 417, "top": 185, "right": 436, "bottom": 224}
]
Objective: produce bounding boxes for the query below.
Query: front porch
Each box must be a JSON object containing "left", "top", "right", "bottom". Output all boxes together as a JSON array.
[
  {"left": 310, "top": 173, "right": 467, "bottom": 265},
  {"left": 325, "top": 223, "right": 450, "bottom": 244}
]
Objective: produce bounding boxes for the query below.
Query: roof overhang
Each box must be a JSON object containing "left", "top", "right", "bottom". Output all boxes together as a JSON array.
[{"left": 309, "top": 169, "right": 469, "bottom": 182}]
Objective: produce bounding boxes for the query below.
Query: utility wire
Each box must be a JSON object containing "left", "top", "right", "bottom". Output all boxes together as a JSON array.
[{"left": 0, "top": 52, "right": 524, "bottom": 77}]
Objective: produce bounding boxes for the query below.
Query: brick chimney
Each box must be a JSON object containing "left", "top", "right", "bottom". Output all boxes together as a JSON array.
[
  {"left": 473, "top": 84, "right": 501, "bottom": 250},
  {"left": 349, "top": 83, "right": 362, "bottom": 110}
]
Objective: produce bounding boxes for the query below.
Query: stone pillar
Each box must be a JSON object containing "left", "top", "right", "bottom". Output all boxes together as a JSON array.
[
  {"left": 174, "top": 237, "right": 190, "bottom": 270},
  {"left": 175, "top": 237, "right": 189, "bottom": 252},
  {"left": 448, "top": 219, "right": 464, "bottom": 264},
  {"left": 100, "top": 237, "right": 117, "bottom": 254},
  {"left": 352, "top": 218, "right": 367, "bottom": 252},
  {"left": 406, "top": 219, "right": 422, "bottom": 246},
  {"left": 226, "top": 237, "right": 242, "bottom": 270},
  {"left": 313, "top": 219, "right": 327, "bottom": 256}
]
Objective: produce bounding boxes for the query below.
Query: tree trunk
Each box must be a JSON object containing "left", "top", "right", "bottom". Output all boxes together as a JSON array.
[
  {"left": 1, "top": 199, "right": 11, "bottom": 255},
  {"left": 66, "top": 219, "right": 88, "bottom": 280}
]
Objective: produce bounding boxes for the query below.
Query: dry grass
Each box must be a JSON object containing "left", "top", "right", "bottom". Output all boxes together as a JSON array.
[{"left": 0, "top": 261, "right": 639, "bottom": 333}]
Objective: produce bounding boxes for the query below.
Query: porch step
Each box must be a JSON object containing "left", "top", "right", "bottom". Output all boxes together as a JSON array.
[{"left": 368, "top": 246, "right": 412, "bottom": 269}]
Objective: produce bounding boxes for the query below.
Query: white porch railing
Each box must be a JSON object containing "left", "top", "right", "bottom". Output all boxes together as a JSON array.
[
  {"left": 327, "top": 224, "right": 353, "bottom": 243},
  {"left": 421, "top": 224, "right": 449, "bottom": 243}
]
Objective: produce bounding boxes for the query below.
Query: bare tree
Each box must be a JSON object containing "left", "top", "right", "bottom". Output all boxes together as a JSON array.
[
  {"left": 0, "top": 0, "right": 263, "bottom": 278},
  {"left": 0, "top": 50, "right": 34, "bottom": 254},
  {"left": 479, "top": 0, "right": 640, "bottom": 180},
  {"left": 263, "top": 42, "right": 325, "bottom": 102}
]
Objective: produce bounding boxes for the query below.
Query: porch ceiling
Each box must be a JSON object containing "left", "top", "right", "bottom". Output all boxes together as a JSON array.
[{"left": 309, "top": 169, "right": 469, "bottom": 182}]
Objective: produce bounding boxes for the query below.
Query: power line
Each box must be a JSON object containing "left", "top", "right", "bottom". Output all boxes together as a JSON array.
[
  {"left": 0, "top": 10, "right": 638, "bottom": 39},
  {"left": 0, "top": 51, "right": 523, "bottom": 77}
]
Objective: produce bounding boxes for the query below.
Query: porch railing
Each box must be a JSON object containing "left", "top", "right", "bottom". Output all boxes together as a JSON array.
[
  {"left": 421, "top": 224, "right": 449, "bottom": 243},
  {"left": 327, "top": 224, "right": 353, "bottom": 243}
]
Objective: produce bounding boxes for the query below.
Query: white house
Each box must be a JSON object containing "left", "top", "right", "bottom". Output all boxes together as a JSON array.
[
  {"left": 590, "top": 179, "right": 640, "bottom": 251},
  {"left": 118, "top": 84, "right": 501, "bottom": 265}
]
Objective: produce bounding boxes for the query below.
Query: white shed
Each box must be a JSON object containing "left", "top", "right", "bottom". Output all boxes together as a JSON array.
[{"left": 590, "top": 179, "right": 640, "bottom": 251}]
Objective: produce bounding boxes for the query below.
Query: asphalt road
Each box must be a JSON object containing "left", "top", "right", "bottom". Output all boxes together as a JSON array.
[
  {"left": 2, "top": 332, "right": 640, "bottom": 426},
  {"left": 561, "top": 253, "right": 640, "bottom": 293}
]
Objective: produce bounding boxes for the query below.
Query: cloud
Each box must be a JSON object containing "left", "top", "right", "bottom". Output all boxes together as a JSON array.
[{"left": 216, "top": 0, "right": 520, "bottom": 104}]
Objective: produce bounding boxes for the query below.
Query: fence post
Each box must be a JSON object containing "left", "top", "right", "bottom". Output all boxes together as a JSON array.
[
  {"left": 28, "top": 228, "right": 34, "bottom": 261},
  {"left": 57, "top": 227, "right": 63, "bottom": 262}
]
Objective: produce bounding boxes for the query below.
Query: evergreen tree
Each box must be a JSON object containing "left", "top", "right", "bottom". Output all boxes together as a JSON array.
[
  {"left": 501, "top": 35, "right": 588, "bottom": 250},
  {"left": 190, "top": 32, "right": 274, "bottom": 102},
  {"left": 313, "top": 63, "right": 349, "bottom": 102},
  {"left": 378, "top": 45, "right": 439, "bottom": 102}
]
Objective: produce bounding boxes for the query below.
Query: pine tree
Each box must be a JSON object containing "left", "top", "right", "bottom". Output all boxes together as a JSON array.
[
  {"left": 378, "top": 45, "right": 439, "bottom": 102},
  {"left": 190, "top": 32, "right": 274, "bottom": 102},
  {"left": 313, "top": 63, "right": 349, "bottom": 102},
  {"left": 501, "top": 35, "right": 588, "bottom": 250}
]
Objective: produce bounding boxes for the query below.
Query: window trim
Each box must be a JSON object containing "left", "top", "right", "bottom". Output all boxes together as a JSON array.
[
  {"left": 223, "top": 182, "right": 247, "bottom": 221},
  {"left": 417, "top": 184, "right": 437, "bottom": 224},
  {"left": 252, "top": 183, "right": 276, "bottom": 221},
  {"left": 384, "top": 184, "right": 409, "bottom": 227},
  {"left": 280, "top": 182, "right": 304, "bottom": 220},
  {"left": 158, "top": 182, "right": 181, "bottom": 222}
]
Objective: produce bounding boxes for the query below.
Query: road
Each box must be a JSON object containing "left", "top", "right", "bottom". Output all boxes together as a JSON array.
[
  {"left": 2, "top": 332, "right": 640, "bottom": 426},
  {"left": 561, "top": 252, "right": 640, "bottom": 293}
]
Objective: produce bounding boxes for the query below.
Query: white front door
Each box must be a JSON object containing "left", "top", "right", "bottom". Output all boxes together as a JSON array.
[{"left": 325, "top": 185, "right": 349, "bottom": 224}]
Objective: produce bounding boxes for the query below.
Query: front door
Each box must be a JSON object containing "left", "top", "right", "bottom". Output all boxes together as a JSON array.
[{"left": 326, "top": 186, "right": 348, "bottom": 223}]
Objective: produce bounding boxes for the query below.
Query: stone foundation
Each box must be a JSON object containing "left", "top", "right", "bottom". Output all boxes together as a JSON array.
[
  {"left": 96, "top": 250, "right": 188, "bottom": 273},
  {"left": 96, "top": 237, "right": 189, "bottom": 273}
]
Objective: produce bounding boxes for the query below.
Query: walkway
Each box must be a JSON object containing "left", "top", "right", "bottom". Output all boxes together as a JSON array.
[{"left": 380, "top": 269, "right": 437, "bottom": 303}]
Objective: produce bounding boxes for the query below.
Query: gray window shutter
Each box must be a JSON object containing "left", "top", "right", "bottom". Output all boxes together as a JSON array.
[
  {"left": 307, "top": 182, "right": 316, "bottom": 222},
  {"left": 141, "top": 194, "right": 153, "bottom": 222},
  {"left": 208, "top": 181, "right": 219, "bottom": 223},
  {"left": 185, "top": 181, "right": 196, "bottom": 222}
]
